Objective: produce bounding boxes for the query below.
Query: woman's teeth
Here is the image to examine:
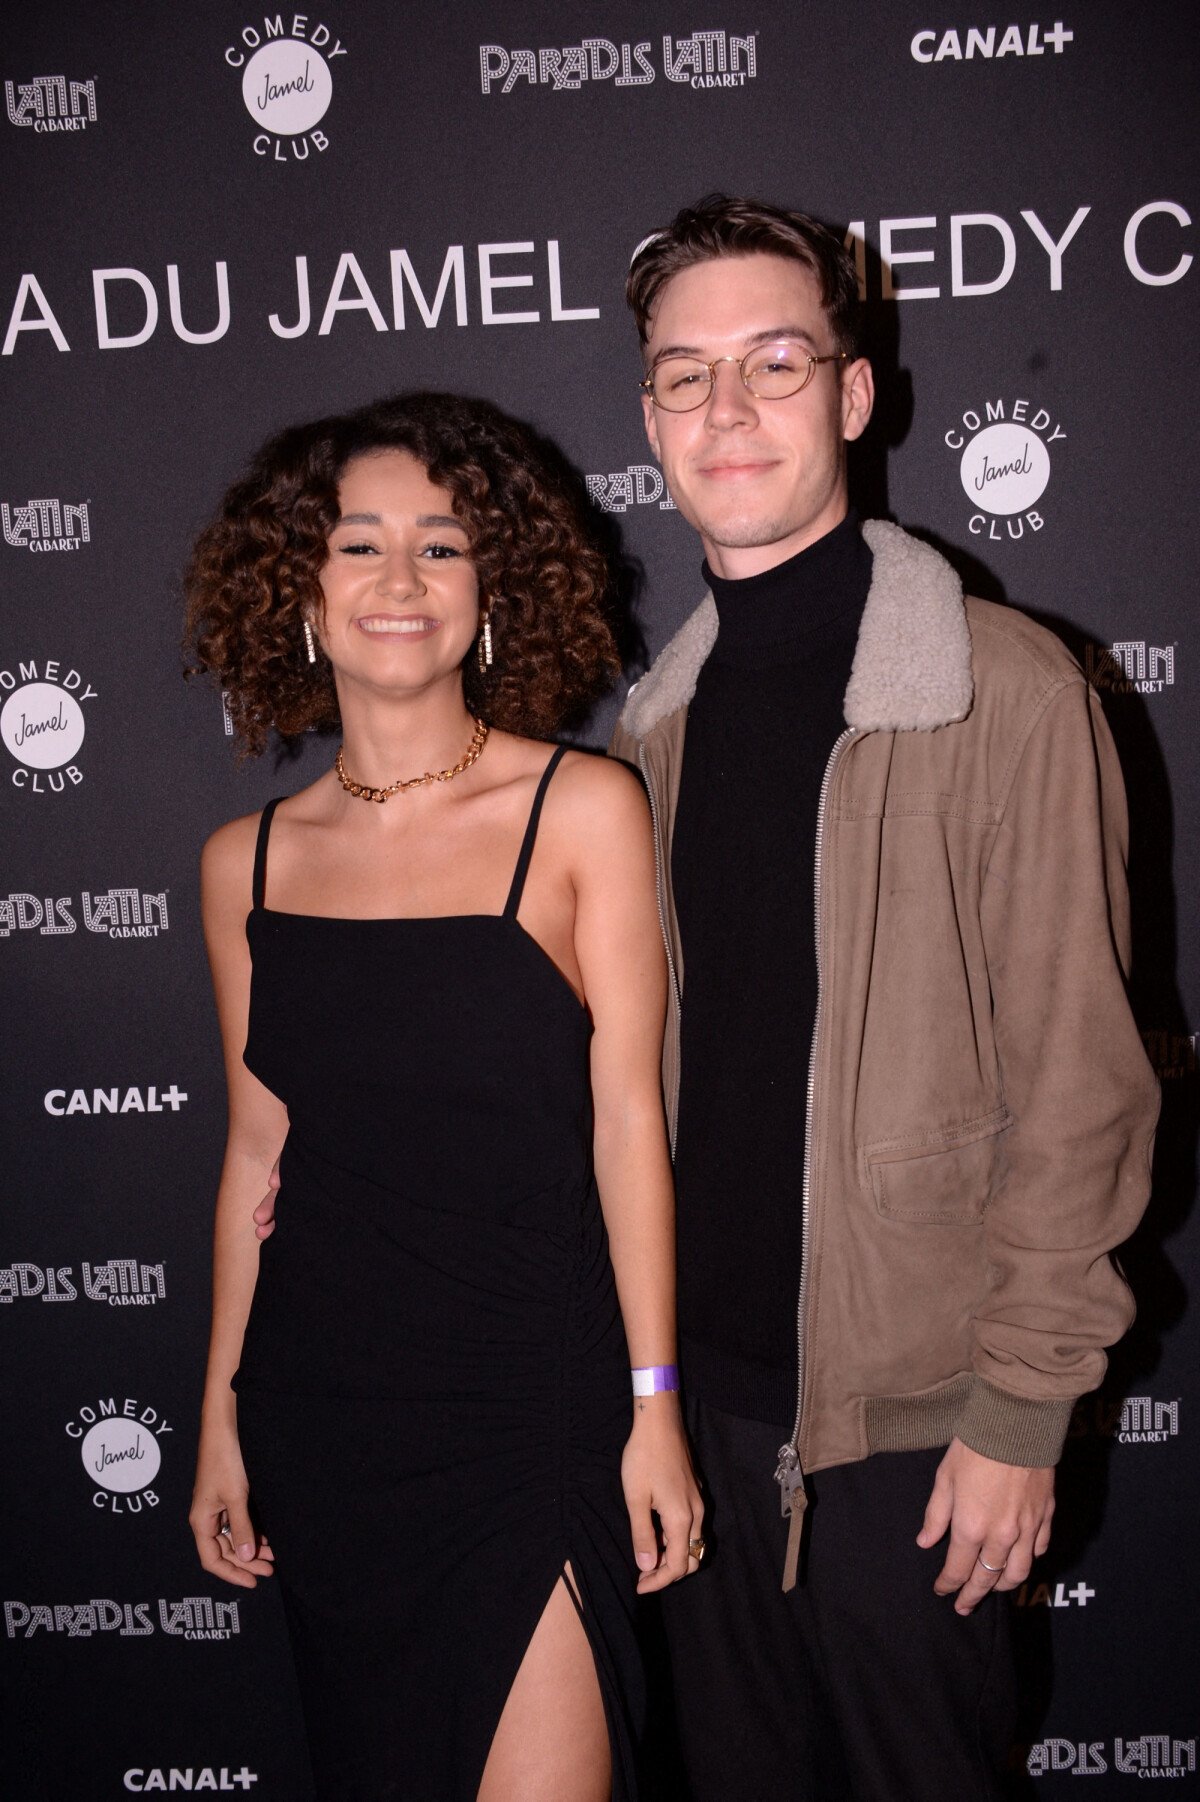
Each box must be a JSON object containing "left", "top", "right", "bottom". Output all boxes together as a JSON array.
[{"left": 357, "top": 617, "right": 438, "bottom": 635}]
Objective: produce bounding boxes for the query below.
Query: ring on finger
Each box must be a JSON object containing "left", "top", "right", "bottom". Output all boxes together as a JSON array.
[
  {"left": 219, "top": 1523, "right": 233, "bottom": 1539},
  {"left": 688, "top": 1537, "right": 707, "bottom": 1563},
  {"left": 976, "top": 1554, "right": 1006, "bottom": 1573}
]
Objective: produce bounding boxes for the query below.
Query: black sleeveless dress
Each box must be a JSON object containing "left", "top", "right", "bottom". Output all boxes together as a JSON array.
[{"left": 233, "top": 748, "right": 642, "bottom": 1800}]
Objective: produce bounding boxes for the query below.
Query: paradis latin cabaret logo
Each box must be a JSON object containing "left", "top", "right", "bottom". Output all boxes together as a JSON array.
[
  {"left": 2, "top": 499, "right": 89, "bottom": 552},
  {"left": 1, "top": 1259, "right": 166, "bottom": 1306},
  {"left": 587, "top": 464, "right": 677, "bottom": 513},
  {"left": 943, "top": 396, "right": 1065, "bottom": 542},
  {"left": 5, "top": 1595, "right": 240, "bottom": 1641},
  {"left": 480, "top": 30, "right": 757, "bottom": 93},
  {"left": 0, "top": 887, "right": 169, "bottom": 937},
  {"left": 223, "top": 13, "right": 347, "bottom": 161},
  {"left": 1027, "top": 1735, "right": 1196, "bottom": 1778},
  {"left": 1084, "top": 639, "right": 1176, "bottom": 698},
  {"left": 5, "top": 75, "right": 96, "bottom": 132}
]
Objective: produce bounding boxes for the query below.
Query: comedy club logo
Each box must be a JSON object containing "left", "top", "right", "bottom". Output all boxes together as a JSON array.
[
  {"left": 223, "top": 13, "right": 346, "bottom": 161},
  {"left": 943, "top": 397, "right": 1064, "bottom": 541},
  {"left": 3, "top": 499, "right": 89, "bottom": 552},
  {"left": 1, "top": 1260, "right": 166, "bottom": 1306},
  {"left": 66, "top": 1396, "right": 172, "bottom": 1516},
  {"left": 5, "top": 75, "right": 96, "bottom": 131},
  {"left": 5, "top": 1595, "right": 240, "bottom": 1640},
  {"left": 480, "top": 30, "right": 757, "bottom": 93},
  {"left": 0, "top": 655, "right": 95, "bottom": 793}
]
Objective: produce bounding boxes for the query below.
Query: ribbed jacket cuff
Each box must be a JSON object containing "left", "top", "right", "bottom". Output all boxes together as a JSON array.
[{"left": 953, "top": 1377, "right": 1074, "bottom": 1468}]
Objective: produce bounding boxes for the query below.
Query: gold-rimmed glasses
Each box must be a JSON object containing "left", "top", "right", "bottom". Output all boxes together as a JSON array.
[{"left": 640, "top": 341, "right": 848, "bottom": 413}]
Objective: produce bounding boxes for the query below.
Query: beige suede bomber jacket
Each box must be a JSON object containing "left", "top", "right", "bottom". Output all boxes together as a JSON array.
[{"left": 610, "top": 520, "right": 1159, "bottom": 1486}]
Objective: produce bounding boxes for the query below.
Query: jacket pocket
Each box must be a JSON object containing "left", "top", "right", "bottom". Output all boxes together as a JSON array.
[{"left": 866, "top": 1108, "right": 1012, "bottom": 1225}]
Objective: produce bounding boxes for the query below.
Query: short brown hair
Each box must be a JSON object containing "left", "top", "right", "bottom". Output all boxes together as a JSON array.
[
  {"left": 626, "top": 192, "right": 860, "bottom": 357},
  {"left": 184, "top": 392, "right": 620, "bottom": 755}
]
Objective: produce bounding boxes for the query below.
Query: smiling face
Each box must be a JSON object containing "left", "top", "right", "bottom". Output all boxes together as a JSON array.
[
  {"left": 315, "top": 449, "right": 481, "bottom": 699},
  {"left": 641, "top": 253, "right": 874, "bottom": 578}
]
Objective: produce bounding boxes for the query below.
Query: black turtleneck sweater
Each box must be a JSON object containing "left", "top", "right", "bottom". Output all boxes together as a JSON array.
[{"left": 671, "top": 513, "right": 873, "bottom": 1427}]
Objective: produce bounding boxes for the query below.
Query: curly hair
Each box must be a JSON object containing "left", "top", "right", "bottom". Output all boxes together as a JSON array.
[
  {"left": 627, "top": 193, "right": 861, "bottom": 358},
  {"left": 184, "top": 392, "right": 621, "bottom": 754}
]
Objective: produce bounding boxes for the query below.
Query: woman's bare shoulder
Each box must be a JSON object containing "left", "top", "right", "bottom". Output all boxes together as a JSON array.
[
  {"left": 547, "top": 745, "right": 650, "bottom": 850},
  {"left": 201, "top": 809, "right": 259, "bottom": 879},
  {"left": 554, "top": 743, "right": 644, "bottom": 796},
  {"left": 201, "top": 775, "right": 335, "bottom": 893}
]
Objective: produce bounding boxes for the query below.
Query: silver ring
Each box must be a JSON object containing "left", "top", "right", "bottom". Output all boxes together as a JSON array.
[
  {"left": 977, "top": 1555, "right": 1006, "bottom": 1573},
  {"left": 219, "top": 1523, "right": 233, "bottom": 1538}
]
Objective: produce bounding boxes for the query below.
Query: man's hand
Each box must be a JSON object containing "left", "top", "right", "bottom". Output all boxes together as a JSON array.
[
  {"left": 917, "top": 1436, "right": 1054, "bottom": 1615},
  {"left": 252, "top": 1160, "right": 281, "bottom": 1241}
]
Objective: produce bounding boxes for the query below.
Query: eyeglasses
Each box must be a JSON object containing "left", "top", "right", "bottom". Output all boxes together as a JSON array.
[{"left": 640, "top": 341, "right": 848, "bottom": 413}]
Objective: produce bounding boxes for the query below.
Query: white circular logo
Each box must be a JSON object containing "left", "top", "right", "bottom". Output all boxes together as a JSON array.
[
  {"left": 959, "top": 423, "right": 1050, "bottom": 516},
  {"left": 242, "top": 42, "right": 332, "bottom": 135},
  {"left": 80, "top": 1419, "right": 161, "bottom": 1493},
  {"left": 1, "top": 681, "right": 86, "bottom": 768}
]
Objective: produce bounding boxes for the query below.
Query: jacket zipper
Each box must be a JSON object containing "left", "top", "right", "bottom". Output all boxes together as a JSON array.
[
  {"left": 639, "top": 744, "right": 683, "bottom": 1140},
  {"left": 775, "top": 727, "right": 857, "bottom": 1539}
]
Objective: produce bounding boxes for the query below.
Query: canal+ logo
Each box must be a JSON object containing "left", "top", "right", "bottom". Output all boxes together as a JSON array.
[
  {"left": 223, "top": 13, "right": 347, "bottom": 162},
  {"left": 943, "top": 396, "right": 1065, "bottom": 543},
  {"left": 65, "top": 1395, "right": 172, "bottom": 1518}
]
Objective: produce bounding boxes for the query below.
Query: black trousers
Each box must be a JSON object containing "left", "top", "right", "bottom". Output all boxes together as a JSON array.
[{"left": 656, "top": 1395, "right": 1017, "bottom": 1802}]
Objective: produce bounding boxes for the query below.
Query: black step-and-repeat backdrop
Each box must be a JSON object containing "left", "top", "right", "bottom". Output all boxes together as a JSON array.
[{"left": 2, "top": 4, "right": 1196, "bottom": 1795}]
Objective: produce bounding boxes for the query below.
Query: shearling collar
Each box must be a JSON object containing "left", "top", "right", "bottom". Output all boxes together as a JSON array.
[{"left": 618, "top": 518, "right": 974, "bottom": 740}]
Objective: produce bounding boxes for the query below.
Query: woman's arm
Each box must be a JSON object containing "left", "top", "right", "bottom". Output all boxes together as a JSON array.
[
  {"left": 188, "top": 814, "right": 290, "bottom": 1589},
  {"left": 563, "top": 756, "right": 703, "bottom": 1593}
]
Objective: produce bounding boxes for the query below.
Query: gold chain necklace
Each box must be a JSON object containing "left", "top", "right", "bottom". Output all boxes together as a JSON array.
[{"left": 334, "top": 718, "right": 489, "bottom": 804}]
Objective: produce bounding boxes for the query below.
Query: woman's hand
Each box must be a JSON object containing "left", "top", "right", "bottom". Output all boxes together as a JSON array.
[
  {"left": 621, "top": 1393, "right": 705, "bottom": 1594},
  {"left": 189, "top": 1420, "right": 275, "bottom": 1589}
]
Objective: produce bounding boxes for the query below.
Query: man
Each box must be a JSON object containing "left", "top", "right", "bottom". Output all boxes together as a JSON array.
[
  {"left": 257, "top": 195, "right": 1158, "bottom": 1799},
  {"left": 606, "top": 195, "right": 1158, "bottom": 1800}
]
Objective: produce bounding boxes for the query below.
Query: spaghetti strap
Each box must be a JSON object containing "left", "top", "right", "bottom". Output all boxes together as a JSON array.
[
  {"left": 503, "top": 746, "right": 567, "bottom": 919},
  {"left": 252, "top": 798, "right": 284, "bottom": 911}
]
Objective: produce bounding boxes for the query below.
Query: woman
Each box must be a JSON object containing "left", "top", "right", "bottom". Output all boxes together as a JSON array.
[{"left": 185, "top": 392, "right": 702, "bottom": 1802}]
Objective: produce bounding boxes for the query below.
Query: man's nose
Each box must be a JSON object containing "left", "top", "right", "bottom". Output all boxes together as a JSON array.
[{"left": 704, "top": 359, "right": 758, "bottom": 428}]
